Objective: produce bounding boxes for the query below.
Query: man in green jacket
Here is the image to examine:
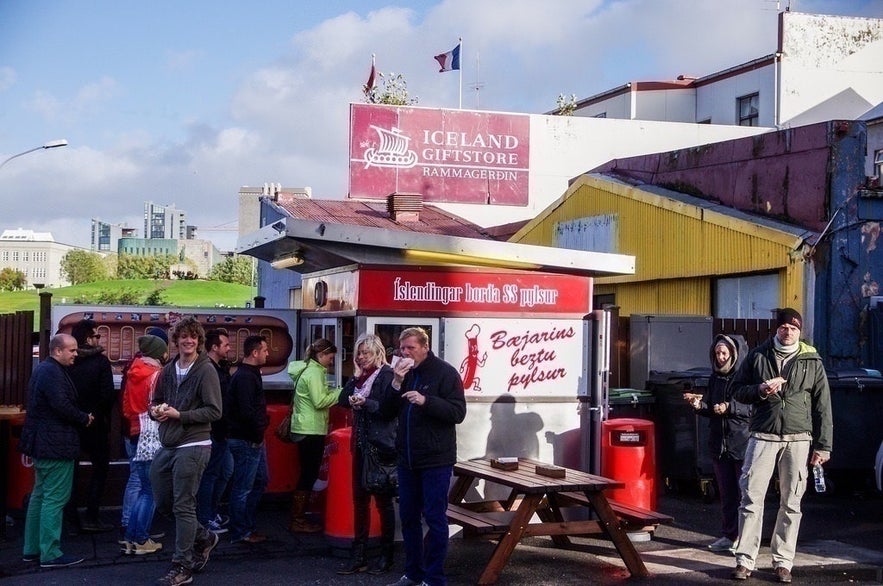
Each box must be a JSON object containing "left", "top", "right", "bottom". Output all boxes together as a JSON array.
[{"left": 730, "top": 308, "right": 832, "bottom": 584}]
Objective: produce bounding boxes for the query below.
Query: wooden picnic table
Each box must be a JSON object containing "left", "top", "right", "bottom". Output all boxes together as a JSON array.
[{"left": 448, "top": 458, "right": 650, "bottom": 584}]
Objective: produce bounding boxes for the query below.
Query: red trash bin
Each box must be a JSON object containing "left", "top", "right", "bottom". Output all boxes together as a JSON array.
[
  {"left": 7, "top": 419, "right": 34, "bottom": 511},
  {"left": 601, "top": 418, "right": 657, "bottom": 510},
  {"left": 323, "top": 426, "right": 381, "bottom": 549},
  {"left": 263, "top": 403, "right": 300, "bottom": 494}
]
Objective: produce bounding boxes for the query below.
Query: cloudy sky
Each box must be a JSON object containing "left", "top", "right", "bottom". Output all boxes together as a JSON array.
[{"left": 1, "top": 0, "right": 881, "bottom": 250}]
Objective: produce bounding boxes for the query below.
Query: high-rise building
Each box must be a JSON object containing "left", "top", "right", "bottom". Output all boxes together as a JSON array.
[
  {"left": 144, "top": 201, "right": 187, "bottom": 240},
  {"left": 91, "top": 218, "right": 136, "bottom": 252}
]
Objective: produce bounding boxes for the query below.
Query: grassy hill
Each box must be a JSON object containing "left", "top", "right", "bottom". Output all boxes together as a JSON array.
[{"left": 0, "top": 280, "right": 257, "bottom": 320}]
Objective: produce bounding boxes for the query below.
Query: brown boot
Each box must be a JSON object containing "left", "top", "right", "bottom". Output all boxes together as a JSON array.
[{"left": 289, "top": 491, "right": 322, "bottom": 533}]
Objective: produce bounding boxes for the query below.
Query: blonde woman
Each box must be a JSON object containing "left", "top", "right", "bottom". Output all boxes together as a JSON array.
[
  {"left": 336, "top": 334, "right": 397, "bottom": 575},
  {"left": 286, "top": 338, "right": 340, "bottom": 533}
]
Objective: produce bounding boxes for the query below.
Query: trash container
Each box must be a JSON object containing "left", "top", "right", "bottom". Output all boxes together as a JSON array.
[
  {"left": 826, "top": 368, "right": 883, "bottom": 482},
  {"left": 646, "top": 369, "right": 713, "bottom": 495},
  {"left": 263, "top": 403, "right": 300, "bottom": 494},
  {"left": 6, "top": 418, "right": 33, "bottom": 511},
  {"left": 601, "top": 418, "right": 656, "bottom": 510},
  {"left": 608, "top": 388, "right": 655, "bottom": 421},
  {"left": 323, "top": 426, "right": 382, "bottom": 550}
]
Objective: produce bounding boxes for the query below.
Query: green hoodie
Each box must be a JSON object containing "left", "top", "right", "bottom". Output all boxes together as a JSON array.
[{"left": 287, "top": 359, "right": 341, "bottom": 435}]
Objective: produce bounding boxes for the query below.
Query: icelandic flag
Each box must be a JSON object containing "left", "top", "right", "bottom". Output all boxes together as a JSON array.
[{"left": 434, "top": 42, "right": 461, "bottom": 73}]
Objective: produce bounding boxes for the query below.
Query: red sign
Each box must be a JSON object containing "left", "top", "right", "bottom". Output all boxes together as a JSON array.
[
  {"left": 357, "top": 268, "right": 591, "bottom": 315},
  {"left": 349, "top": 104, "right": 530, "bottom": 206}
]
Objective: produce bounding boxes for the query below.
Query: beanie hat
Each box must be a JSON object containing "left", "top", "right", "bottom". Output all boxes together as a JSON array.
[
  {"left": 145, "top": 326, "right": 168, "bottom": 345},
  {"left": 138, "top": 335, "right": 168, "bottom": 361},
  {"left": 776, "top": 308, "right": 802, "bottom": 330}
]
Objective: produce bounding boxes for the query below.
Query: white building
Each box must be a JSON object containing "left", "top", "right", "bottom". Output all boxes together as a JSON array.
[
  {"left": 144, "top": 201, "right": 188, "bottom": 240},
  {"left": 91, "top": 218, "right": 136, "bottom": 252},
  {"left": 569, "top": 11, "right": 883, "bottom": 130},
  {"left": 0, "top": 229, "right": 89, "bottom": 288}
]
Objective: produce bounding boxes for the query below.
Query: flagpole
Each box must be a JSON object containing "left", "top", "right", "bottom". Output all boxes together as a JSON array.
[{"left": 458, "top": 37, "right": 463, "bottom": 109}]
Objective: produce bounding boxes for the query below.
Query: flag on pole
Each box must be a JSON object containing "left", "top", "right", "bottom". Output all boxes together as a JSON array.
[
  {"left": 434, "top": 42, "right": 461, "bottom": 72},
  {"left": 364, "top": 55, "right": 376, "bottom": 93}
]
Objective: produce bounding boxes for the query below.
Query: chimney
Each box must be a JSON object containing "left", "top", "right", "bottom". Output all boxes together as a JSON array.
[{"left": 387, "top": 192, "right": 422, "bottom": 223}]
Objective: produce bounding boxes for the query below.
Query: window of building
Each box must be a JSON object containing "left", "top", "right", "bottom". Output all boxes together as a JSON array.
[
  {"left": 593, "top": 112, "right": 607, "bottom": 118},
  {"left": 22, "top": 252, "right": 29, "bottom": 262},
  {"left": 1, "top": 251, "right": 7, "bottom": 262},
  {"left": 12, "top": 251, "right": 18, "bottom": 262},
  {"left": 737, "top": 93, "right": 759, "bottom": 126},
  {"left": 875, "top": 149, "right": 883, "bottom": 178}
]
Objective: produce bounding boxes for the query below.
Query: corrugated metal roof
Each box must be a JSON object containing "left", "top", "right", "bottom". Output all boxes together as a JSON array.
[{"left": 273, "top": 197, "right": 494, "bottom": 240}]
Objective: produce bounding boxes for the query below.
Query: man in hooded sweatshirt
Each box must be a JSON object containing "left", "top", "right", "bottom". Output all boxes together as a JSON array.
[{"left": 730, "top": 308, "right": 832, "bottom": 584}]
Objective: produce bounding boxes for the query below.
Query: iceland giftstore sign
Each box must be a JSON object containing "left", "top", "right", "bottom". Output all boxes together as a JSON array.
[{"left": 348, "top": 104, "right": 530, "bottom": 206}]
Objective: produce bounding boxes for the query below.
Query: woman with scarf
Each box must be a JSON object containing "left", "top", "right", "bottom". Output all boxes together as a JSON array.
[
  {"left": 685, "top": 333, "right": 751, "bottom": 552},
  {"left": 336, "top": 334, "right": 397, "bottom": 576}
]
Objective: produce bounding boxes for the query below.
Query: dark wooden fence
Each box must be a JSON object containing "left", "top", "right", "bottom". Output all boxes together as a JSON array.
[
  {"left": 0, "top": 311, "right": 34, "bottom": 406},
  {"left": 608, "top": 316, "right": 776, "bottom": 389}
]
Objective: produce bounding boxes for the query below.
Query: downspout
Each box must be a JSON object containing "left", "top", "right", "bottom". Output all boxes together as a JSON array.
[{"left": 773, "top": 52, "right": 783, "bottom": 129}]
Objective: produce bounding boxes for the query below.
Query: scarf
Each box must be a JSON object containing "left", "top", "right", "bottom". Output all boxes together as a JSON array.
[{"left": 354, "top": 366, "right": 381, "bottom": 399}]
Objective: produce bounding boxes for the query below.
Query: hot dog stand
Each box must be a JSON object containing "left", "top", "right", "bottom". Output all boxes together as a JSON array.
[{"left": 238, "top": 197, "right": 635, "bottom": 474}]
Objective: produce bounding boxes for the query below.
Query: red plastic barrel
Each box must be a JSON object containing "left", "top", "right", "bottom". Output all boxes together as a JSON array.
[
  {"left": 263, "top": 403, "right": 301, "bottom": 494},
  {"left": 6, "top": 419, "right": 34, "bottom": 511},
  {"left": 323, "top": 426, "right": 381, "bottom": 548},
  {"left": 601, "top": 418, "right": 656, "bottom": 510}
]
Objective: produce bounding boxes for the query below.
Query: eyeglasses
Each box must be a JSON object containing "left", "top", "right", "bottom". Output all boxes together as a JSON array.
[{"left": 89, "top": 333, "right": 102, "bottom": 339}]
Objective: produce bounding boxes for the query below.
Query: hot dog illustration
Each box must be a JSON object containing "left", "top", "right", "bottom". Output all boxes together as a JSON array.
[{"left": 460, "top": 324, "right": 487, "bottom": 392}]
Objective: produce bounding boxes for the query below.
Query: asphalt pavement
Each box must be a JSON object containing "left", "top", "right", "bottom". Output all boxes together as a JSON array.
[{"left": 1, "top": 483, "right": 882, "bottom": 585}]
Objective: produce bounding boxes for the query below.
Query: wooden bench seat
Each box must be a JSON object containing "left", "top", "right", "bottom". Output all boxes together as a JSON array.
[
  {"left": 555, "top": 491, "right": 673, "bottom": 531},
  {"left": 447, "top": 503, "right": 515, "bottom": 535}
]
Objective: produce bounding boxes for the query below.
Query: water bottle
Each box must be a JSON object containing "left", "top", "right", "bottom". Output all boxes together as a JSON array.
[{"left": 813, "top": 463, "right": 826, "bottom": 493}]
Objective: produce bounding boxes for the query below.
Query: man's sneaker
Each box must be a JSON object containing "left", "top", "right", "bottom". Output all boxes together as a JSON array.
[
  {"left": 120, "top": 540, "right": 133, "bottom": 555},
  {"left": 731, "top": 565, "right": 752, "bottom": 580},
  {"left": 232, "top": 532, "right": 267, "bottom": 544},
  {"left": 775, "top": 566, "right": 793, "bottom": 583},
  {"left": 387, "top": 575, "right": 422, "bottom": 586},
  {"left": 156, "top": 563, "right": 193, "bottom": 586},
  {"left": 22, "top": 553, "right": 39, "bottom": 563},
  {"left": 191, "top": 530, "right": 219, "bottom": 572},
  {"left": 214, "top": 513, "right": 230, "bottom": 527},
  {"left": 206, "top": 518, "right": 228, "bottom": 533},
  {"left": 133, "top": 538, "right": 163, "bottom": 555},
  {"left": 40, "top": 554, "right": 85, "bottom": 568},
  {"left": 708, "top": 536, "right": 735, "bottom": 551}
]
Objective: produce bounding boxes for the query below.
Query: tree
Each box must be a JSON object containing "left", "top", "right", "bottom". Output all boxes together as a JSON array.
[
  {"left": 0, "top": 267, "right": 26, "bottom": 291},
  {"left": 117, "top": 254, "right": 176, "bottom": 280},
  {"left": 555, "top": 93, "right": 578, "bottom": 116},
  {"left": 364, "top": 71, "right": 418, "bottom": 106},
  {"left": 209, "top": 256, "right": 255, "bottom": 286},
  {"left": 60, "top": 250, "right": 108, "bottom": 285}
]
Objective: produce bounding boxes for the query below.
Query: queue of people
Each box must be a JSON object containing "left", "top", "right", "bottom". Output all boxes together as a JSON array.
[{"left": 18, "top": 310, "right": 832, "bottom": 585}]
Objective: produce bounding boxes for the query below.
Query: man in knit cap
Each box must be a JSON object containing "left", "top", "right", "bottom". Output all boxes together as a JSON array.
[{"left": 730, "top": 308, "right": 832, "bottom": 584}]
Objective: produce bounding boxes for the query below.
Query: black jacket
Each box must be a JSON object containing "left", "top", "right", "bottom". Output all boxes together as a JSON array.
[
  {"left": 224, "top": 362, "right": 268, "bottom": 444},
  {"left": 381, "top": 352, "right": 466, "bottom": 470},
  {"left": 19, "top": 357, "right": 91, "bottom": 460},
  {"left": 696, "top": 334, "right": 751, "bottom": 460},
  {"left": 210, "top": 358, "right": 232, "bottom": 440},
  {"left": 733, "top": 336, "right": 833, "bottom": 452},
  {"left": 338, "top": 365, "right": 397, "bottom": 454},
  {"left": 69, "top": 345, "right": 116, "bottom": 429}
]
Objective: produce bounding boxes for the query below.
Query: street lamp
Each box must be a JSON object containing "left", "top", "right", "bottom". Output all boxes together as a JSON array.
[{"left": 0, "top": 139, "right": 68, "bottom": 170}]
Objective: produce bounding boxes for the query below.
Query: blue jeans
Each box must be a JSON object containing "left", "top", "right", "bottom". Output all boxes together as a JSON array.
[
  {"left": 398, "top": 465, "right": 452, "bottom": 586},
  {"left": 227, "top": 439, "right": 269, "bottom": 541},
  {"left": 150, "top": 445, "right": 212, "bottom": 569},
  {"left": 197, "top": 438, "right": 232, "bottom": 525},
  {"left": 125, "top": 460, "right": 156, "bottom": 543},
  {"left": 121, "top": 436, "right": 140, "bottom": 527}
]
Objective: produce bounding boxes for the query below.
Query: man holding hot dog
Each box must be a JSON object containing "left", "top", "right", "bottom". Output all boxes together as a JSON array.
[
  {"left": 730, "top": 308, "right": 832, "bottom": 584},
  {"left": 382, "top": 327, "right": 466, "bottom": 586},
  {"left": 150, "top": 316, "right": 222, "bottom": 586}
]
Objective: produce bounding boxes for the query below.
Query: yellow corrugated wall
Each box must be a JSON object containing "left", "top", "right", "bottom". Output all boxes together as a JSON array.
[{"left": 514, "top": 176, "right": 807, "bottom": 316}]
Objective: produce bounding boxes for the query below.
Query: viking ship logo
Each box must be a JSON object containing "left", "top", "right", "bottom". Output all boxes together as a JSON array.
[{"left": 363, "top": 125, "right": 418, "bottom": 169}]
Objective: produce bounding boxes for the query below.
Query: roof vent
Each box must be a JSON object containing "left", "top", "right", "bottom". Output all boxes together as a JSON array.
[{"left": 387, "top": 192, "right": 422, "bottom": 223}]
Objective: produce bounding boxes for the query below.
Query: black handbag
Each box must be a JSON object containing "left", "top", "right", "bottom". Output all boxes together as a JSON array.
[{"left": 361, "top": 443, "right": 398, "bottom": 494}]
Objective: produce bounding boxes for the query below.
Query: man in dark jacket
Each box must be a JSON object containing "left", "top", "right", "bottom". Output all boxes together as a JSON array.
[
  {"left": 730, "top": 309, "right": 833, "bottom": 584},
  {"left": 67, "top": 318, "right": 116, "bottom": 532},
  {"left": 149, "top": 316, "right": 222, "bottom": 586},
  {"left": 19, "top": 334, "right": 94, "bottom": 568},
  {"left": 225, "top": 335, "right": 270, "bottom": 544},
  {"left": 383, "top": 327, "right": 466, "bottom": 586}
]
